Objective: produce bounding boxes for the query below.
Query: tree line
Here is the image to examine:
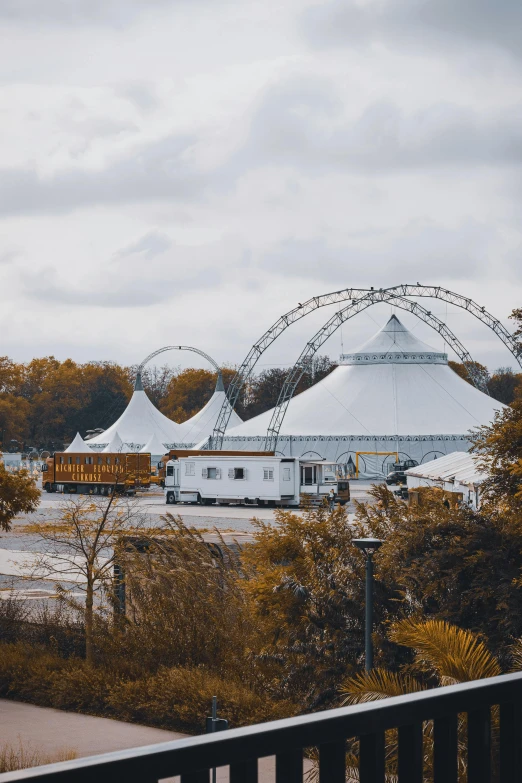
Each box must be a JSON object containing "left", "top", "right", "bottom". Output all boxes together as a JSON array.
[
  {"left": 0, "top": 351, "right": 520, "bottom": 451},
  {"left": 0, "top": 355, "right": 336, "bottom": 451}
]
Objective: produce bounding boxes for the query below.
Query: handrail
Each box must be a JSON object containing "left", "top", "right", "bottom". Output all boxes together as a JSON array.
[{"left": 2, "top": 671, "right": 522, "bottom": 781}]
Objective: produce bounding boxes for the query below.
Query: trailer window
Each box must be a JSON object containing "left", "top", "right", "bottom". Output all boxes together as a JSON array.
[
  {"left": 76, "top": 457, "right": 81, "bottom": 465},
  {"left": 166, "top": 466, "right": 174, "bottom": 477},
  {"left": 263, "top": 468, "right": 274, "bottom": 481},
  {"left": 97, "top": 457, "right": 103, "bottom": 465},
  {"left": 229, "top": 467, "right": 245, "bottom": 480},
  {"left": 68, "top": 457, "right": 72, "bottom": 464},
  {"left": 59, "top": 457, "right": 64, "bottom": 464},
  {"left": 85, "top": 457, "right": 93, "bottom": 465},
  {"left": 207, "top": 467, "right": 220, "bottom": 479},
  {"left": 185, "top": 462, "right": 195, "bottom": 476},
  {"left": 106, "top": 457, "right": 111, "bottom": 465},
  {"left": 115, "top": 457, "right": 120, "bottom": 465},
  {"left": 283, "top": 467, "right": 291, "bottom": 481}
]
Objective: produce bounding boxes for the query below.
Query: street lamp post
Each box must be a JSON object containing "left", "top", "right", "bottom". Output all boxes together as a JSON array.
[{"left": 353, "top": 537, "right": 383, "bottom": 671}]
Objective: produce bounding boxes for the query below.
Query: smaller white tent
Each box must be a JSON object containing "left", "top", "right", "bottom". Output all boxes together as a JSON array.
[
  {"left": 64, "top": 432, "right": 93, "bottom": 453},
  {"left": 405, "top": 452, "right": 488, "bottom": 509},
  {"left": 177, "top": 373, "right": 242, "bottom": 446},
  {"left": 103, "top": 431, "right": 124, "bottom": 453},
  {"left": 87, "top": 372, "right": 182, "bottom": 450},
  {"left": 140, "top": 433, "right": 168, "bottom": 458}
]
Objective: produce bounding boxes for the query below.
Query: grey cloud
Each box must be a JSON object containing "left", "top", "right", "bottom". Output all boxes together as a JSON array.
[
  {"left": 22, "top": 264, "right": 221, "bottom": 308},
  {"left": 0, "top": 249, "right": 20, "bottom": 264},
  {"left": 0, "top": 0, "right": 192, "bottom": 26},
  {"left": 118, "top": 83, "right": 159, "bottom": 113},
  {"left": 114, "top": 231, "right": 172, "bottom": 261},
  {"left": 0, "top": 134, "right": 204, "bottom": 217},
  {"left": 233, "top": 78, "right": 522, "bottom": 172},
  {"left": 302, "top": 0, "right": 522, "bottom": 59},
  {"left": 261, "top": 220, "right": 498, "bottom": 284}
]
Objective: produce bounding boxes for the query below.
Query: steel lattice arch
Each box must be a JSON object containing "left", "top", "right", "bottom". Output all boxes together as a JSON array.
[{"left": 209, "top": 284, "right": 520, "bottom": 458}]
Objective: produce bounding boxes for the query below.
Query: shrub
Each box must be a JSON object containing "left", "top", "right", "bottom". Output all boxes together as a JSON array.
[
  {"left": 0, "top": 641, "right": 295, "bottom": 735},
  {"left": 108, "top": 665, "right": 294, "bottom": 733},
  {"left": 0, "top": 741, "right": 76, "bottom": 774}
]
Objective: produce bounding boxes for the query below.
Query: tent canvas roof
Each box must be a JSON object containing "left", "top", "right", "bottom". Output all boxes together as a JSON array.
[
  {"left": 226, "top": 316, "right": 504, "bottom": 439},
  {"left": 140, "top": 433, "right": 169, "bottom": 455},
  {"left": 103, "top": 431, "right": 124, "bottom": 453},
  {"left": 405, "top": 451, "right": 488, "bottom": 486},
  {"left": 88, "top": 373, "right": 181, "bottom": 448},
  {"left": 177, "top": 375, "right": 242, "bottom": 445},
  {"left": 64, "top": 432, "right": 93, "bottom": 453}
]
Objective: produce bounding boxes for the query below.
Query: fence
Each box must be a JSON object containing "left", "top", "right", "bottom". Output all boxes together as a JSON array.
[{"left": 2, "top": 671, "right": 522, "bottom": 782}]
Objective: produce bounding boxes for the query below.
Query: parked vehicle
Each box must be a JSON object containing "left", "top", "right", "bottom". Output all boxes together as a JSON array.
[
  {"left": 157, "top": 449, "right": 274, "bottom": 485},
  {"left": 164, "top": 456, "right": 350, "bottom": 507},
  {"left": 385, "top": 459, "right": 419, "bottom": 486},
  {"left": 42, "top": 452, "right": 151, "bottom": 494}
]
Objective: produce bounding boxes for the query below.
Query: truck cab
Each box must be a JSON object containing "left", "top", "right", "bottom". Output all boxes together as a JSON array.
[
  {"left": 385, "top": 459, "right": 419, "bottom": 486},
  {"left": 299, "top": 461, "right": 350, "bottom": 505}
]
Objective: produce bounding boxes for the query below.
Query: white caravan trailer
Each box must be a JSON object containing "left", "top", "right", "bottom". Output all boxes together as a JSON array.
[{"left": 164, "top": 455, "right": 350, "bottom": 507}]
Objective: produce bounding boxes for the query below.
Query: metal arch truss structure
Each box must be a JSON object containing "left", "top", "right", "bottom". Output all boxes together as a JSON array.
[
  {"left": 210, "top": 284, "right": 522, "bottom": 450},
  {"left": 138, "top": 346, "right": 221, "bottom": 375},
  {"left": 263, "top": 292, "right": 490, "bottom": 452}
]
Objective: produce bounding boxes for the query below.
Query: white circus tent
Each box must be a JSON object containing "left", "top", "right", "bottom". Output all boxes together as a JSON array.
[
  {"left": 103, "top": 431, "right": 124, "bottom": 453},
  {"left": 87, "top": 373, "right": 182, "bottom": 451},
  {"left": 140, "top": 432, "right": 169, "bottom": 459},
  {"left": 64, "top": 432, "right": 93, "bottom": 453},
  {"left": 177, "top": 372, "right": 242, "bottom": 446},
  {"left": 221, "top": 315, "right": 504, "bottom": 477}
]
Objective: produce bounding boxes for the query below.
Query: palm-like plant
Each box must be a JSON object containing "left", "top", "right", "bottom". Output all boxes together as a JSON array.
[{"left": 339, "top": 619, "right": 502, "bottom": 782}]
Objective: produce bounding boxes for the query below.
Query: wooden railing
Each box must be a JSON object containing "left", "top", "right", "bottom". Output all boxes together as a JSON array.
[{"left": 2, "top": 672, "right": 522, "bottom": 782}]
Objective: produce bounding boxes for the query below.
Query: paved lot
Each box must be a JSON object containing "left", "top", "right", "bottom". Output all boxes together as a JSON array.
[
  {"left": 7, "top": 480, "right": 378, "bottom": 534},
  {"left": 0, "top": 699, "right": 312, "bottom": 781}
]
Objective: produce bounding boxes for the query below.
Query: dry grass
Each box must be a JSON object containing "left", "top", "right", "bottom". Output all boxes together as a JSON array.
[{"left": 0, "top": 740, "right": 77, "bottom": 773}]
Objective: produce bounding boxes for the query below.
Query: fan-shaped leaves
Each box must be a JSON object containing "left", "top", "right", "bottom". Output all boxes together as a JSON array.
[
  {"left": 390, "top": 619, "right": 500, "bottom": 685},
  {"left": 340, "top": 668, "right": 426, "bottom": 705}
]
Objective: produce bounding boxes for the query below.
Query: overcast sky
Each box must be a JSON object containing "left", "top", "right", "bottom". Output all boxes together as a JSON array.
[{"left": 1, "top": 0, "right": 521, "bottom": 373}]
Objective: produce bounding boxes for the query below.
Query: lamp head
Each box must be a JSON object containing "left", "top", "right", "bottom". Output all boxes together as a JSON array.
[{"left": 353, "top": 537, "right": 383, "bottom": 557}]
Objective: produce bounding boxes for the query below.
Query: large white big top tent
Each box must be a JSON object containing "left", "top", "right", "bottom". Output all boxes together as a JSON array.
[{"left": 220, "top": 315, "right": 504, "bottom": 478}]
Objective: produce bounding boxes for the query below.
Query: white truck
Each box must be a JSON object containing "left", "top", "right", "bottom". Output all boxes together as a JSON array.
[{"left": 164, "top": 455, "right": 350, "bottom": 507}]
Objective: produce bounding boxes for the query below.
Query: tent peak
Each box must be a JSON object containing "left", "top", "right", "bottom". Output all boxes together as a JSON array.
[
  {"left": 134, "top": 371, "right": 144, "bottom": 391},
  {"left": 340, "top": 316, "right": 448, "bottom": 366},
  {"left": 215, "top": 371, "right": 225, "bottom": 393}
]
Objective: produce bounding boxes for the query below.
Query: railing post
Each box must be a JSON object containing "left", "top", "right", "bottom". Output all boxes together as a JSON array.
[
  {"left": 276, "top": 748, "right": 302, "bottom": 783},
  {"left": 319, "top": 740, "right": 346, "bottom": 783},
  {"left": 230, "top": 759, "right": 258, "bottom": 783},
  {"left": 433, "top": 714, "right": 458, "bottom": 783},
  {"left": 500, "top": 700, "right": 522, "bottom": 783},
  {"left": 181, "top": 771, "right": 210, "bottom": 783},
  {"left": 468, "top": 706, "right": 491, "bottom": 783},
  {"left": 359, "top": 732, "right": 385, "bottom": 783},
  {"left": 398, "top": 723, "right": 423, "bottom": 783}
]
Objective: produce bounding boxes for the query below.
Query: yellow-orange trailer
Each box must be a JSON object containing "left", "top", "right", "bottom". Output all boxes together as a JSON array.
[{"left": 43, "top": 452, "right": 151, "bottom": 494}]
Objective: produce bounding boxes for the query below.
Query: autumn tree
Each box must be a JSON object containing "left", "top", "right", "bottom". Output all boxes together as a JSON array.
[
  {"left": 447, "top": 360, "right": 489, "bottom": 385},
  {"left": 114, "top": 516, "right": 258, "bottom": 677},
  {"left": 0, "top": 466, "right": 40, "bottom": 531},
  {"left": 487, "top": 367, "right": 522, "bottom": 405},
  {"left": 355, "top": 484, "right": 522, "bottom": 652},
  {"left": 28, "top": 491, "right": 147, "bottom": 665},
  {"left": 128, "top": 363, "right": 177, "bottom": 410},
  {"left": 242, "top": 502, "right": 395, "bottom": 708}
]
